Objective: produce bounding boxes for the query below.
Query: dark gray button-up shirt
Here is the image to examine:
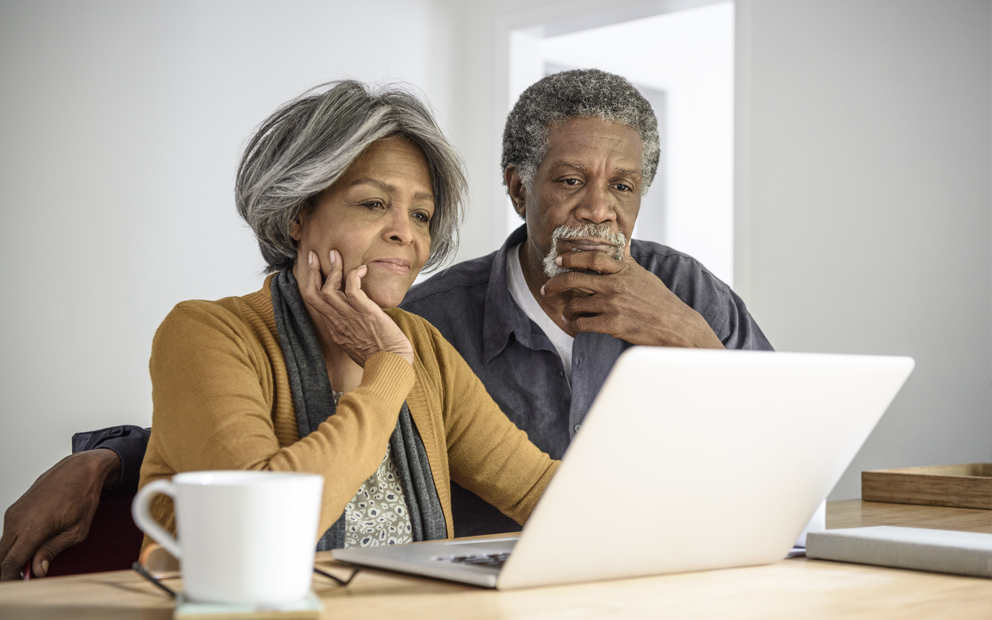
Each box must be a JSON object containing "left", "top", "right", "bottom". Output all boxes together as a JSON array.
[{"left": 401, "top": 225, "right": 773, "bottom": 535}]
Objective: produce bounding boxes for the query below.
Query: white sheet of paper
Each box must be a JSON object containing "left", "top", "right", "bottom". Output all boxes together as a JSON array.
[{"left": 794, "top": 499, "right": 827, "bottom": 548}]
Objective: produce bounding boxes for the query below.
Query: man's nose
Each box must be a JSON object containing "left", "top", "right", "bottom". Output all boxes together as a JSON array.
[{"left": 574, "top": 184, "right": 616, "bottom": 224}]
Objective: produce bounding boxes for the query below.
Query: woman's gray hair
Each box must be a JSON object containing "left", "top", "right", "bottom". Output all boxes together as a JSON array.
[
  {"left": 501, "top": 69, "right": 660, "bottom": 196},
  {"left": 236, "top": 80, "right": 467, "bottom": 273}
]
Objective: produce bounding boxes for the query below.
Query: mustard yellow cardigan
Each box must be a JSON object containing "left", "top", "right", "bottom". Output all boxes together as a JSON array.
[{"left": 138, "top": 276, "right": 559, "bottom": 547}]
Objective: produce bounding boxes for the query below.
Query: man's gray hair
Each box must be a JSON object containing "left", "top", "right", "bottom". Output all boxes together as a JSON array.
[
  {"left": 501, "top": 69, "right": 660, "bottom": 195},
  {"left": 236, "top": 80, "right": 467, "bottom": 273}
]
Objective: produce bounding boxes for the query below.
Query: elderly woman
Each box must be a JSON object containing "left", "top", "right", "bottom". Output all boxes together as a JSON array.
[{"left": 138, "top": 81, "right": 558, "bottom": 550}]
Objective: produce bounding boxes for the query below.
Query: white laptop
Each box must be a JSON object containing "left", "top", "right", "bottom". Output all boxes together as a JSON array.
[{"left": 333, "top": 347, "right": 914, "bottom": 590}]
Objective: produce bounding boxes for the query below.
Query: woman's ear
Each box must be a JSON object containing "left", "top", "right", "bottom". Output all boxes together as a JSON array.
[
  {"left": 291, "top": 193, "right": 321, "bottom": 242},
  {"left": 289, "top": 213, "right": 304, "bottom": 241}
]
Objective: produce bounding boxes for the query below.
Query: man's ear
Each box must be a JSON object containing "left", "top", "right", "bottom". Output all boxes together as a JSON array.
[{"left": 504, "top": 166, "right": 527, "bottom": 219}]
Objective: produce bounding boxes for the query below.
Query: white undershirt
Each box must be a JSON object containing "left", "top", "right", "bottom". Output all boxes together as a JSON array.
[{"left": 506, "top": 244, "right": 575, "bottom": 384}]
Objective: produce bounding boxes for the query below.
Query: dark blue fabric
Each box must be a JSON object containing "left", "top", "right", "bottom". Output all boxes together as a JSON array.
[
  {"left": 72, "top": 425, "right": 150, "bottom": 493},
  {"left": 400, "top": 225, "right": 773, "bottom": 536}
]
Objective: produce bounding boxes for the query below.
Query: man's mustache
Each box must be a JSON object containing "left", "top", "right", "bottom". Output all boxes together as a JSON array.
[{"left": 542, "top": 224, "right": 627, "bottom": 278}]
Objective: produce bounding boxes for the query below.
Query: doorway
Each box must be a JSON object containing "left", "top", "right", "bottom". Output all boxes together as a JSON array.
[{"left": 507, "top": 1, "right": 735, "bottom": 285}]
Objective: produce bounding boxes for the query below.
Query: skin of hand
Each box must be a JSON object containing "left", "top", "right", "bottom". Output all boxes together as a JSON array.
[
  {"left": 540, "top": 249, "right": 725, "bottom": 349},
  {"left": 300, "top": 248, "right": 415, "bottom": 367},
  {"left": 0, "top": 449, "right": 121, "bottom": 581}
]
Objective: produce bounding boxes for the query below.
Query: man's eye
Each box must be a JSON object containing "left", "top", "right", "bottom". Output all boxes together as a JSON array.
[
  {"left": 613, "top": 183, "right": 633, "bottom": 193},
  {"left": 561, "top": 178, "right": 581, "bottom": 186},
  {"left": 362, "top": 200, "right": 385, "bottom": 210}
]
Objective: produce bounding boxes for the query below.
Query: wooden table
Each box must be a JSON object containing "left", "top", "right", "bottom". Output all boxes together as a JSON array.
[{"left": 1, "top": 501, "right": 989, "bottom": 620}]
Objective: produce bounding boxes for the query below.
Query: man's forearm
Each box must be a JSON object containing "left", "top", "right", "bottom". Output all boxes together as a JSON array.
[{"left": 81, "top": 448, "right": 123, "bottom": 489}]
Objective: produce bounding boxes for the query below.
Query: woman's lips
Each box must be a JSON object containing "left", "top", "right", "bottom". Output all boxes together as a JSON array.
[{"left": 369, "top": 258, "right": 411, "bottom": 275}]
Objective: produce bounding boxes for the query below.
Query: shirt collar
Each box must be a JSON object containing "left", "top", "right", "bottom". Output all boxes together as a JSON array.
[{"left": 482, "top": 224, "right": 556, "bottom": 364}]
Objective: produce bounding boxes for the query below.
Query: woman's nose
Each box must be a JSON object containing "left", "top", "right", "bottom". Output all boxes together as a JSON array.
[{"left": 384, "top": 208, "right": 415, "bottom": 244}]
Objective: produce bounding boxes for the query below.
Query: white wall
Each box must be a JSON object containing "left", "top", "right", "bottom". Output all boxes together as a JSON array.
[
  {"left": 464, "top": 0, "right": 991, "bottom": 503},
  {"left": 0, "top": 0, "right": 465, "bottom": 514},
  {"left": 538, "top": 3, "right": 736, "bottom": 285},
  {"left": 455, "top": 0, "right": 726, "bottom": 259},
  {"left": 1, "top": 0, "right": 989, "bottom": 518},
  {"left": 737, "top": 0, "right": 992, "bottom": 499}
]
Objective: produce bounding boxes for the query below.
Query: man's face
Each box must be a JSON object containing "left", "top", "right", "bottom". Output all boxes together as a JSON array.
[{"left": 509, "top": 116, "right": 643, "bottom": 278}]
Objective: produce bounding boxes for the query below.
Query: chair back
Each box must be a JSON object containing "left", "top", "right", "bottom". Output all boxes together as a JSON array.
[{"left": 45, "top": 488, "right": 144, "bottom": 577}]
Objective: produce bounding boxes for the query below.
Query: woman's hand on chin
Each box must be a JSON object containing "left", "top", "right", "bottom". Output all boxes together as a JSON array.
[{"left": 301, "top": 249, "right": 415, "bottom": 367}]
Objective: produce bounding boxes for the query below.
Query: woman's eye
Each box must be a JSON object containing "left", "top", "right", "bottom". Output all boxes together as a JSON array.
[
  {"left": 362, "top": 200, "right": 385, "bottom": 210},
  {"left": 413, "top": 212, "right": 431, "bottom": 223}
]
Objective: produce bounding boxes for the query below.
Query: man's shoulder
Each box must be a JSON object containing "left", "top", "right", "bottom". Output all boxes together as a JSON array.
[
  {"left": 630, "top": 238, "right": 697, "bottom": 263},
  {"left": 401, "top": 250, "right": 497, "bottom": 309},
  {"left": 629, "top": 239, "right": 724, "bottom": 286}
]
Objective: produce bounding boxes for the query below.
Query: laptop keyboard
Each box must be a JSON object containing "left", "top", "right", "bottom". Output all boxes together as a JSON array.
[{"left": 435, "top": 552, "right": 511, "bottom": 569}]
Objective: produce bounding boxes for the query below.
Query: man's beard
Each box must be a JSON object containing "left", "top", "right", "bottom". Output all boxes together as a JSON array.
[{"left": 542, "top": 224, "right": 628, "bottom": 278}]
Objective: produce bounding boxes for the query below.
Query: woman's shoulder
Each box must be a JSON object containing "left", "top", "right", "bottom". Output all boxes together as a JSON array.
[{"left": 154, "top": 277, "right": 277, "bottom": 349}]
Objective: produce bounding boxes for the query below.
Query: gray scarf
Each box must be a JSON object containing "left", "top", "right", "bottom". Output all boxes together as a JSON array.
[{"left": 270, "top": 269, "right": 446, "bottom": 550}]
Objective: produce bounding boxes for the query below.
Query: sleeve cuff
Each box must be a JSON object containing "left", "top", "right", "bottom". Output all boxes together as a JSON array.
[
  {"left": 360, "top": 351, "right": 416, "bottom": 404},
  {"left": 71, "top": 425, "right": 150, "bottom": 493}
]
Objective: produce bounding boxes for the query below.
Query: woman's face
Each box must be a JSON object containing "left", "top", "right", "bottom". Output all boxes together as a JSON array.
[{"left": 290, "top": 137, "right": 434, "bottom": 308}]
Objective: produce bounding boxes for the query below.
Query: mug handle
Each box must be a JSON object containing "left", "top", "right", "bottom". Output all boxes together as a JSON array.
[{"left": 131, "top": 479, "right": 182, "bottom": 560}]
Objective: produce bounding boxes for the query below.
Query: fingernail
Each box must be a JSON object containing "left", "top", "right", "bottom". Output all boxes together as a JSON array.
[
  {"left": 555, "top": 257, "right": 563, "bottom": 265},
  {"left": 308, "top": 251, "right": 316, "bottom": 267},
  {"left": 328, "top": 250, "right": 336, "bottom": 265},
  {"left": 540, "top": 285, "right": 546, "bottom": 296},
  {"left": 39, "top": 560, "right": 48, "bottom": 576}
]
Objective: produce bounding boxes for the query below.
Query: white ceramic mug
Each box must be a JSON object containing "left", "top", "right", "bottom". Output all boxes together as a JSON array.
[{"left": 132, "top": 470, "right": 323, "bottom": 605}]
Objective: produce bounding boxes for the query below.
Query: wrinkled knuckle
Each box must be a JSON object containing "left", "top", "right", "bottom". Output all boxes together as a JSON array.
[
  {"left": 1, "top": 557, "right": 23, "bottom": 575},
  {"left": 3, "top": 513, "right": 26, "bottom": 531},
  {"left": 69, "top": 525, "right": 91, "bottom": 544}
]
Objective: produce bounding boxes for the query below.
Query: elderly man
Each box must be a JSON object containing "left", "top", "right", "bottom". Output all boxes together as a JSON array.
[
  {"left": 404, "top": 69, "right": 770, "bottom": 534},
  {"left": 0, "top": 69, "right": 770, "bottom": 580}
]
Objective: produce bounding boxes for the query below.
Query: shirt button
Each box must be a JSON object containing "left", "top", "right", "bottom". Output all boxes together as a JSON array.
[
  {"left": 573, "top": 424, "right": 581, "bottom": 433},
  {"left": 557, "top": 370, "right": 564, "bottom": 378}
]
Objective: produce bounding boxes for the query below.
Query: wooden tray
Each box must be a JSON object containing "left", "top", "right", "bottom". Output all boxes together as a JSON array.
[{"left": 862, "top": 464, "right": 992, "bottom": 510}]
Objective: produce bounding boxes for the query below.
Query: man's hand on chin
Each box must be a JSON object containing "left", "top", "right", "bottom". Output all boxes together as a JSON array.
[{"left": 540, "top": 250, "right": 725, "bottom": 349}]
